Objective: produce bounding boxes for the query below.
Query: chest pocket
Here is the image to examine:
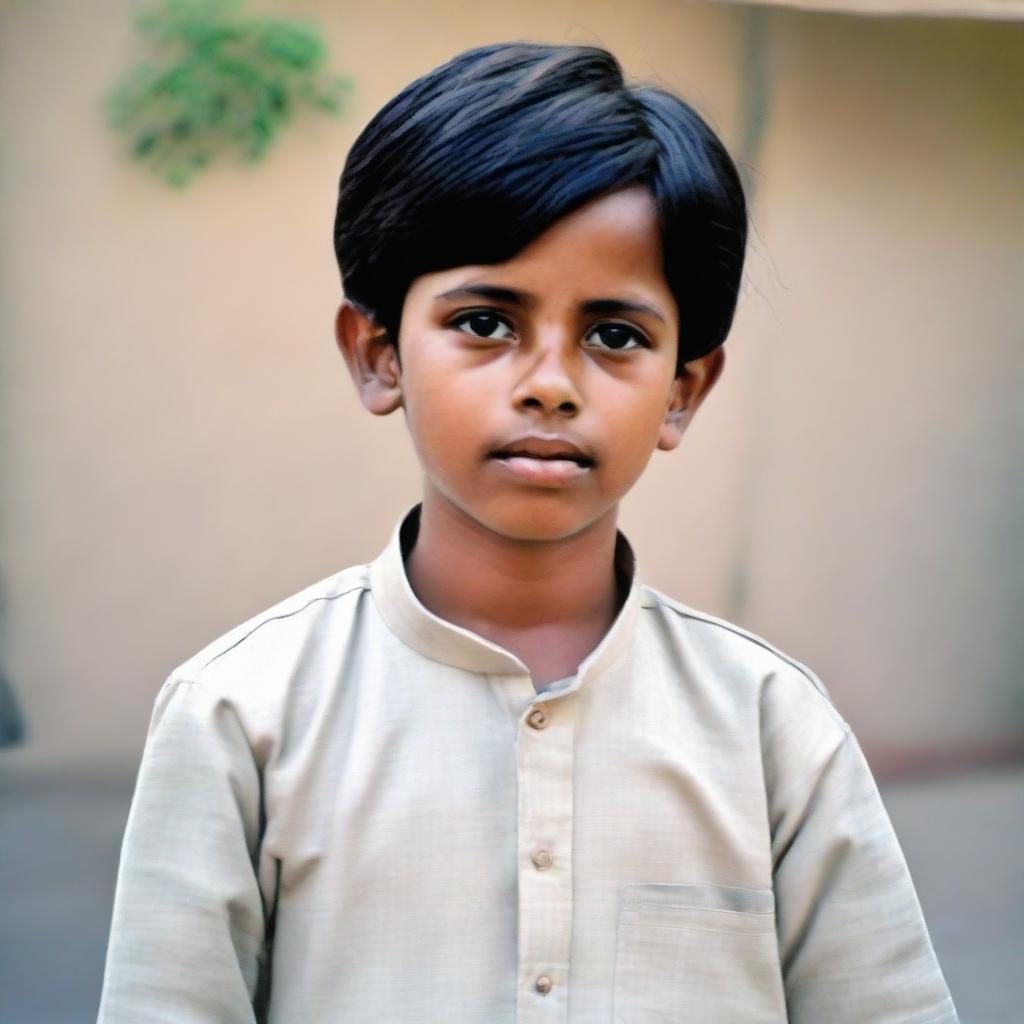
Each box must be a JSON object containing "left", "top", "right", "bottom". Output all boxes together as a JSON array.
[{"left": 611, "top": 882, "right": 787, "bottom": 1023}]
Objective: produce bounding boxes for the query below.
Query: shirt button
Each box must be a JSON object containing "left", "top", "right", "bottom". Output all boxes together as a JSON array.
[
  {"left": 535, "top": 975, "right": 553, "bottom": 995},
  {"left": 527, "top": 706, "right": 549, "bottom": 729},
  {"left": 531, "top": 848, "right": 553, "bottom": 870}
]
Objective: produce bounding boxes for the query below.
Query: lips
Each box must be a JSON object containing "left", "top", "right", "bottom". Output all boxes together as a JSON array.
[
  {"left": 489, "top": 434, "right": 595, "bottom": 467},
  {"left": 487, "top": 433, "right": 595, "bottom": 486}
]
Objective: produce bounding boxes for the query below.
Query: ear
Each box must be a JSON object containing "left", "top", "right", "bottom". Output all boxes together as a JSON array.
[
  {"left": 334, "top": 299, "right": 403, "bottom": 415},
  {"left": 657, "top": 346, "right": 726, "bottom": 452}
]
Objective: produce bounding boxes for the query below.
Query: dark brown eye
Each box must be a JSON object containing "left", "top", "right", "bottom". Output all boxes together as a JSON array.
[
  {"left": 452, "top": 312, "right": 514, "bottom": 340},
  {"left": 585, "top": 323, "right": 648, "bottom": 351}
]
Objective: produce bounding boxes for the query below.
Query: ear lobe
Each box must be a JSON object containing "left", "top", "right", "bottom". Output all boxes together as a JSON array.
[
  {"left": 657, "top": 377, "right": 688, "bottom": 453},
  {"left": 335, "top": 300, "right": 403, "bottom": 416},
  {"left": 656, "top": 346, "right": 726, "bottom": 452}
]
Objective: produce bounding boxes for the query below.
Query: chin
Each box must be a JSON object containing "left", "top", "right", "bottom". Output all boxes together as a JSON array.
[{"left": 470, "top": 494, "right": 611, "bottom": 543}]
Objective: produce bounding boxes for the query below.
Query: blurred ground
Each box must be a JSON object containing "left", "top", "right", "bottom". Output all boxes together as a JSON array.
[{"left": 1, "top": 761, "right": 1020, "bottom": 1023}]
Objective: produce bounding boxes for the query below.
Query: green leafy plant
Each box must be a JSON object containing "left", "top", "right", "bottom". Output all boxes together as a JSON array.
[{"left": 108, "top": 0, "right": 350, "bottom": 187}]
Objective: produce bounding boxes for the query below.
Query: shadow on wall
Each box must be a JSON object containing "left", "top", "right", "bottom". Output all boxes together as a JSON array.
[{"left": 0, "top": 671, "right": 25, "bottom": 748}]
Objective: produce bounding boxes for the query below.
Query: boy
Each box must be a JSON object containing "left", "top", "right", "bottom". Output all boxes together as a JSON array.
[{"left": 98, "top": 43, "right": 958, "bottom": 1023}]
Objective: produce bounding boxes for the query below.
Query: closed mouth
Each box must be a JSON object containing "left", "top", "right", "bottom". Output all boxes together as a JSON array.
[{"left": 490, "top": 450, "right": 595, "bottom": 468}]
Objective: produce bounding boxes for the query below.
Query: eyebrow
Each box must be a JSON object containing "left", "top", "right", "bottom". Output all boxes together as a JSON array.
[{"left": 434, "top": 284, "right": 668, "bottom": 325}]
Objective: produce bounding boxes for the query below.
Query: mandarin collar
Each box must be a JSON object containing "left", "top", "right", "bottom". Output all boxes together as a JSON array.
[{"left": 369, "top": 503, "right": 645, "bottom": 683}]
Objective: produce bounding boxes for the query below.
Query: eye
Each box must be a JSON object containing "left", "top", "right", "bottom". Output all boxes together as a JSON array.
[
  {"left": 584, "top": 322, "right": 650, "bottom": 352},
  {"left": 450, "top": 311, "right": 515, "bottom": 341}
]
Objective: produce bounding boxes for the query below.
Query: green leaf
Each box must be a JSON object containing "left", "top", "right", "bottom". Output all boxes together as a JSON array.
[
  {"left": 134, "top": 132, "right": 158, "bottom": 157},
  {"left": 107, "top": 0, "right": 348, "bottom": 187}
]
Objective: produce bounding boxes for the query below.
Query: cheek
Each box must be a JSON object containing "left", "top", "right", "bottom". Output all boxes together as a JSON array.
[
  {"left": 602, "top": 394, "right": 668, "bottom": 459},
  {"left": 402, "top": 367, "right": 481, "bottom": 461}
]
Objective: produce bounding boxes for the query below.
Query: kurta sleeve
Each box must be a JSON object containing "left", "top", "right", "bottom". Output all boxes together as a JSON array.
[
  {"left": 771, "top": 724, "right": 959, "bottom": 1023},
  {"left": 97, "top": 676, "right": 266, "bottom": 1024}
]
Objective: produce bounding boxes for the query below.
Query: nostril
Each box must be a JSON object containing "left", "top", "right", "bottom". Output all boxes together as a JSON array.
[{"left": 517, "top": 396, "right": 579, "bottom": 418}]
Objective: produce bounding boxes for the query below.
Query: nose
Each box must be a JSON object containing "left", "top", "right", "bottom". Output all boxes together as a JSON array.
[{"left": 512, "top": 337, "right": 582, "bottom": 418}]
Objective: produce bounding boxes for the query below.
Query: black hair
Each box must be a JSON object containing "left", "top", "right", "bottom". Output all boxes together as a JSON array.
[{"left": 333, "top": 42, "right": 747, "bottom": 371}]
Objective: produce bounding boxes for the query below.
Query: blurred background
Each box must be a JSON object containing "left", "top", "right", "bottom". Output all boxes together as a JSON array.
[{"left": 1, "top": 0, "right": 1021, "bottom": 1020}]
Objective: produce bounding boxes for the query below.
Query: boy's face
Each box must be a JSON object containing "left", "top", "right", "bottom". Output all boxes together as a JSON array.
[{"left": 338, "top": 186, "right": 724, "bottom": 543}]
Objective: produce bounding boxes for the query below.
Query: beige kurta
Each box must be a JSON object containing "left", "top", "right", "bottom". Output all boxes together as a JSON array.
[{"left": 98, "top": 503, "right": 958, "bottom": 1023}]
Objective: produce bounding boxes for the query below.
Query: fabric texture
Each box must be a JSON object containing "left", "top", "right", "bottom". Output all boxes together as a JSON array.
[{"left": 97, "top": 503, "right": 959, "bottom": 1023}]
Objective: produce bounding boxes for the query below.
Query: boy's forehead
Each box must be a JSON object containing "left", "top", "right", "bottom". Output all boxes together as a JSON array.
[{"left": 508, "top": 186, "right": 662, "bottom": 260}]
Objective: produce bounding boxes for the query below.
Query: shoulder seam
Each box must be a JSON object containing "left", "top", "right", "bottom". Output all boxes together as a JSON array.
[
  {"left": 642, "top": 589, "right": 840, "bottom": 714},
  {"left": 200, "top": 582, "right": 368, "bottom": 673}
]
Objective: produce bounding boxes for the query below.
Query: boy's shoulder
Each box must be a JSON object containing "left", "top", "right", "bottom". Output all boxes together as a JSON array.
[
  {"left": 173, "top": 562, "right": 373, "bottom": 686},
  {"left": 638, "top": 583, "right": 849, "bottom": 735},
  {"left": 160, "top": 556, "right": 848, "bottom": 743}
]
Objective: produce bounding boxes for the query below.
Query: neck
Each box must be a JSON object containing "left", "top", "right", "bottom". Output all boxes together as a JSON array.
[{"left": 404, "top": 488, "right": 625, "bottom": 644}]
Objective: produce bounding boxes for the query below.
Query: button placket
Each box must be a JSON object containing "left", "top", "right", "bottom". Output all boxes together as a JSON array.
[{"left": 515, "top": 693, "right": 575, "bottom": 1023}]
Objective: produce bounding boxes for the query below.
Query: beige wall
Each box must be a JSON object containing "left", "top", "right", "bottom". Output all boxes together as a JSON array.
[
  {"left": 730, "top": 0, "right": 1024, "bottom": 18},
  {"left": 1, "top": 1, "right": 1020, "bottom": 771},
  {"left": 726, "top": 11, "right": 1023, "bottom": 755}
]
